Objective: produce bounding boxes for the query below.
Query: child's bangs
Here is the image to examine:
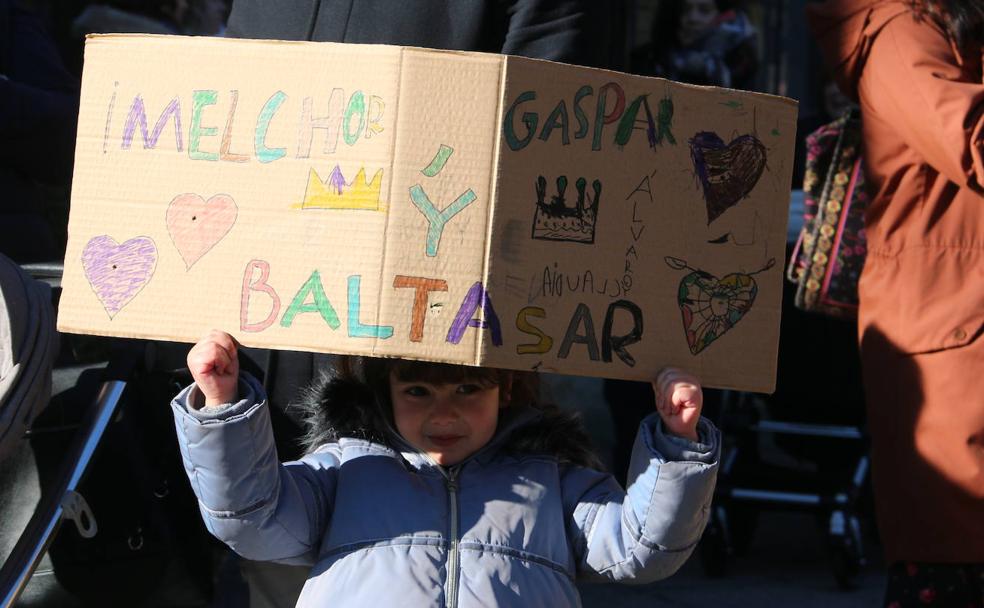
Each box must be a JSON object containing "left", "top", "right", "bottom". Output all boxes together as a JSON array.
[{"left": 388, "top": 359, "right": 503, "bottom": 388}]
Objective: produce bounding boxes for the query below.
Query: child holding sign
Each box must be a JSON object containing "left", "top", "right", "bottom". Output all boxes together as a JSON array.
[{"left": 171, "top": 330, "right": 719, "bottom": 607}]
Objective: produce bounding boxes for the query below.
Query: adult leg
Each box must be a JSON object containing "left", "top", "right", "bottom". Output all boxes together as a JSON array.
[{"left": 861, "top": 326, "right": 984, "bottom": 597}]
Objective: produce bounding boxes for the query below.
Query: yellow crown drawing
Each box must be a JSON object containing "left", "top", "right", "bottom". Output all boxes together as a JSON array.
[{"left": 299, "top": 165, "right": 384, "bottom": 211}]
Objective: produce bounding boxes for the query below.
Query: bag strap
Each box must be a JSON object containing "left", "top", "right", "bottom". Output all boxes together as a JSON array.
[{"left": 814, "top": 111, "right": 855, "bottom": 218}]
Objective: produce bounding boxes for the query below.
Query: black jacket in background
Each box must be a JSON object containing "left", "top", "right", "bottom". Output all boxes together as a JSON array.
[
  {"left": 226, "top": 0, "right": 624, "bottom": 69},
  {"left": 0, "top": 0, "right": 79, "bottom": 263}
]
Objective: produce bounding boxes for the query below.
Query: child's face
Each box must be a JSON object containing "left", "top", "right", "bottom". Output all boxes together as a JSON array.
[
  {"left": 678, "top": 0, "right": 720, "bottom": 46},
  {"left": 389, "top": 373, "right": 505, "bottom": 466}
]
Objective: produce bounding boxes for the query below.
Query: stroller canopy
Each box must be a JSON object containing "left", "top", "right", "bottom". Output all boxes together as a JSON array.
[{"left": 0, "top": 254, "right": 56, "bottom": 460}]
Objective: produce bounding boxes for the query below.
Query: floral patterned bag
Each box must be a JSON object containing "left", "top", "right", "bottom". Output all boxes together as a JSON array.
[{"left": 787, "top": 109, "right": 869, "bottom": 319}]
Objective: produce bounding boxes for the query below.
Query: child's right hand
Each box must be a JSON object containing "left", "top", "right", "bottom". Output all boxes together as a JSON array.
[
  {"left": 652, "top": 367, "right": 703, "bottom": 442},
  {"left": 187, "top": 330, "right": 240, "bottom": 407}
]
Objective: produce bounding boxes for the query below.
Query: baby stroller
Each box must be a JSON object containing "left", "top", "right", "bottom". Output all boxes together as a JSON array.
[
  {"left": 0, "top": 257, "right": 220, "bottom": 607},
  {"left": 0, "top": 255, "right": 323, "bottom": 607}
]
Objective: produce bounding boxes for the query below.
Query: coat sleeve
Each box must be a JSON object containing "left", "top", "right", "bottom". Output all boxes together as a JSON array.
[
  {"left": 562, "top": 414, "right": 720, "bottom": 583},
  {"left": 0, "top": 6, "right": 79, "bottom": 185},
  {"left": 170, "top": 372, "right": 338, "bottom": 566},
  {"left": 860, "top": 15, "right": 984, "bottom": 193},
  {"left": 499, "top": 0, "right": 618, "bottom": 68}
]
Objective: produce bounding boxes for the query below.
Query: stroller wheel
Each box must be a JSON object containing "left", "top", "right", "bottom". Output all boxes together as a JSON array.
[
  {"left": 729, "top": 506, "right": 758, "bottom": 556},
  {"left": 699, "top": 506, "right": 730, "bottom": 578},
  {"left": 830, "top": 541, "right": 862, "bottom": 590},
  {"left": 827, "top": 510, "right": 864, "bottom": 590}
]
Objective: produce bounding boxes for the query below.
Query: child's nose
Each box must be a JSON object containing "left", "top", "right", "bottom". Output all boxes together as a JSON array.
[{"left": 429, "top": 397, "right": 458, "bottom": 424}]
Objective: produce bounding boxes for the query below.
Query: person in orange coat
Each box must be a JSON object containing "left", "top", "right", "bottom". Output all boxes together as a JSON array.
[{"left": 808, "top": 0, "right": 984, "bottom": 604}]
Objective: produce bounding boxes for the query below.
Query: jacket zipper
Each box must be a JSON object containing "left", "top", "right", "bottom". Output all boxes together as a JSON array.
[{"left": 445, "top": 466, "right": 460, "bottom": 608}]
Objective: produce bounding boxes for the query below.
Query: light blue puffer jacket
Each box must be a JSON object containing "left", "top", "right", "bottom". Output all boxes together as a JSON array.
[{"left": 170, "top": 373, "right": 720, "bottom": 607}]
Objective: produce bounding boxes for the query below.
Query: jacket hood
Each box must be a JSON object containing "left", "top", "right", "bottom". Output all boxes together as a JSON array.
[
  {"left": 296, "top": 370, "right": 604, "bottom": 470},
  {"left": 807, "top": 0, "right": 910, "bottom": 99}
]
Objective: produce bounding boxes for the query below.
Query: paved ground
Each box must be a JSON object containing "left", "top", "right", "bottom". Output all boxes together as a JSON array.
[{"left": 580, "top": 511, "right": 885, "bottom": 607}]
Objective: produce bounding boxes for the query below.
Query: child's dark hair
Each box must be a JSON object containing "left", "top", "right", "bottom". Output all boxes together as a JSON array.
[
  {"left": 908, "top": 0, "right": 984, "bottom": 51},
  {"left": 356, "top": 356, "right": 539, "bottom": 413},
  {"left": 298, "top": 356, "right": 603, "bottom": 470}
]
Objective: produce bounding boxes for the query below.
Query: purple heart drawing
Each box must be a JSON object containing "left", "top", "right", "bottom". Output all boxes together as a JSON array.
[
  {"left": 81, "top": 235, "right": 158, "bottom": 318},
  {"left": 690, "top": 132, "right": 767, "bottom": 224}
]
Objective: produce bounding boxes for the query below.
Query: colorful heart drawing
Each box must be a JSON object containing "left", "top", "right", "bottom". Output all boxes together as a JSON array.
[
  {"left": 677, "top": 270, "right": 758, "bottom": 355},
  {"left": 689, "top": 132, "right": 767, "bottom": 224},
  {"left": 166, "top": 193, "right": 238, "bottom": 269},
  {"left": 81, "top": 236, "right": 158, "bottom": 318}
]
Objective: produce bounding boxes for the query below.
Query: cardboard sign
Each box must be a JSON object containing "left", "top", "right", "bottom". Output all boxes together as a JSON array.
[{"left": 58, "top": 35, "right": 798, "bottom": 392}]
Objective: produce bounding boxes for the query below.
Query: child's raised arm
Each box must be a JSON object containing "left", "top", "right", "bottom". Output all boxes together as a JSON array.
[
  {"left": 563, "top": 367, "right": 719, "bottom": 584},
  {"left": 171, "top": 330, "right": 339, "bottom": 566}
]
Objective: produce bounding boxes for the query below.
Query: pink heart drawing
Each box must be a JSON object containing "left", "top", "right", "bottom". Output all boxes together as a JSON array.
[
  {"left": 166, "top": 193, "right": 238, "bottom": 269},
  {"left": 81, "top": 236, "right": 158, "bottom": 318}
]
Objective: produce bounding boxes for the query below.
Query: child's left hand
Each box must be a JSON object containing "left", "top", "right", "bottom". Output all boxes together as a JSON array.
[{"left": 652, "top": 368, "right": 703, "bottom": 442}]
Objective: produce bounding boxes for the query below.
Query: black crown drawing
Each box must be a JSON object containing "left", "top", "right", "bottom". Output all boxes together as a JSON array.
[{"left": 531, "top": 175, "right": 602, "bottom": 244}]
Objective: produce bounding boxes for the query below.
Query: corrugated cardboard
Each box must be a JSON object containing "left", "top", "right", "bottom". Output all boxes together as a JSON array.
[{"left": 58, "top": 34, "right": 798, "bottom": 392}]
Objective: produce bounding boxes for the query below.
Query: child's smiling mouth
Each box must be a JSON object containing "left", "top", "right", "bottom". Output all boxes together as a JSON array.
[{"left": 428, "top": 435, "right": 464, "bottom": 447}]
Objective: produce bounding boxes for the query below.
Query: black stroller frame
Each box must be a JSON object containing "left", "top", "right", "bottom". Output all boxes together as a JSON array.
[
  {"left": 700, "top": 388, "right": 870, "bottom": 590},
  {"left": 0, "top": 368, "right": 131, "bottom": 606}
]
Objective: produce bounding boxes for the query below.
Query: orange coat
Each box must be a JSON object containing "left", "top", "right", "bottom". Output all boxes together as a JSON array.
[{"left": 809, "top": 0, "right": 984, "bottom": 562}]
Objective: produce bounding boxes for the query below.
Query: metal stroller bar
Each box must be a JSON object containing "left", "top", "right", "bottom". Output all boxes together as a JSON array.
[
  {"left": 750, "top": 420, "right": 864, "bottom": 439},
  {"left": 0, "top": 377, "right": 127, "bottom": 608},
  {"left": 16, "top": 264, "right": 64, "bottom": 288}
]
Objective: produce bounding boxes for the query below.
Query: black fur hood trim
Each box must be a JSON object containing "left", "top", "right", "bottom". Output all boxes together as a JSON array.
[
  {"left": 295, "top": 371, "right": 604, "bottom": 471},
  {"left": 296, "top": 369, "right": 389, "bottom": 450}
]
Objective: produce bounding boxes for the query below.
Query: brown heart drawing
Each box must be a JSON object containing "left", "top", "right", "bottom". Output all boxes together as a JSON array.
[
  {"left": 689, "top": 132, "right": 767, "bottom": 224},
  {"left": 166, "top": 193, "right": 238, "bottom": 269}
]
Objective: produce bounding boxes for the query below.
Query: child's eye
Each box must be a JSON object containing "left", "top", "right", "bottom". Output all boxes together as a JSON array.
[
  {"left": 456, "top": 384, "right": 482, "bottom": 395},
  {"left": 403, "top": 385, "right": 430, "bottom": 397}
]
